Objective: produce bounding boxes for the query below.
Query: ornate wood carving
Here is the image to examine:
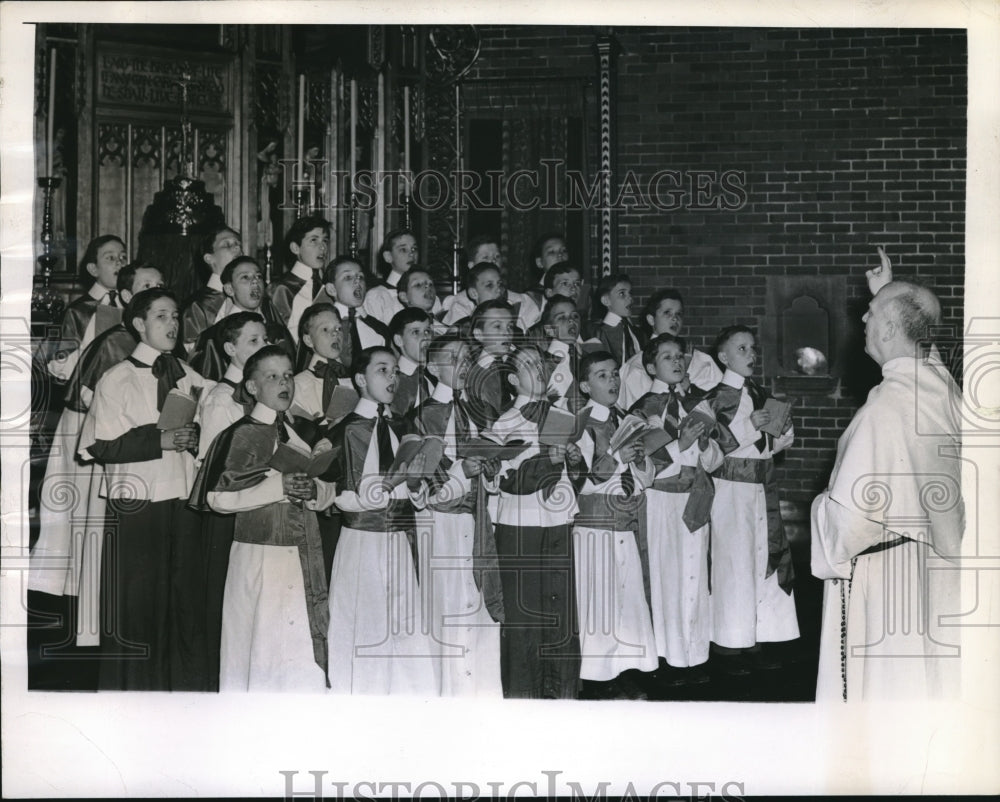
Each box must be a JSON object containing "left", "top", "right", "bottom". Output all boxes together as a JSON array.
[{"left": 595, "top": 34, "right": 619, "bottom": 277}]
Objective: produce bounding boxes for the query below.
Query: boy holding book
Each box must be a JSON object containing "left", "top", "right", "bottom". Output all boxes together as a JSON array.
[
  {"left": 411, "top": 334, "right": 503, "bottom": 696},
  {"left": 620, "top": 289, "right": 723, "bottom": 410},
  {"left": 573, "top": 350, "right": 658, "bottom": 698},
  {"left": 325, "top": 346, "right": 437, "bottom": 694},
  {"left": 190, "top": 345, "right": 334, "bottom": 691},
  {"left": 486, "top": 343, "right": 582, "bottom": 698},
  {"left": 705, "top": 325, "right": 798, "bottom": 672},
  {"left": 77, "top": 288, "right": 209, "bottom": 690},
  {"left": 630, "top": 333, "right": 724, "bottom": 683}
]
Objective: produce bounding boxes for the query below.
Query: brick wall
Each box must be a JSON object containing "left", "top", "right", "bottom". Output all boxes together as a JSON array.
[{"left": 465, "top": 26, "right": 967, "bottom": 502}]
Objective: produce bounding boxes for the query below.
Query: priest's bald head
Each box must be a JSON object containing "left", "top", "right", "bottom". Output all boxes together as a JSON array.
[{"left": 863, "top": 280, "right": 941, "bottom": 365}]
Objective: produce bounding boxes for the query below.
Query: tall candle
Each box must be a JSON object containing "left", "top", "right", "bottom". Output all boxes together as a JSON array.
[
  {"left": 349, "top": 79, "right": 357, "bottom": 192},
  {"left": 46, "top": 47, "right": 56, "bottom": 176},
  {"left": 403, "top": 86, "right": 410, "bottom": 180},
  {"left": 297, "top": 74, "right": 305, "bottom": 180}
]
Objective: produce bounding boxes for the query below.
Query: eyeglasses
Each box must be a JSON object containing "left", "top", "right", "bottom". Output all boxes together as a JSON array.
[{"left": 215, "top": 239, "right": 242, "bottom": 251}]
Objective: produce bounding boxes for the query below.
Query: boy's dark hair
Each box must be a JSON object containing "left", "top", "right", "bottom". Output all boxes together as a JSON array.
[
  {"left": 351, "top": 346, "right": 396, "bottom": 391},
  {"left": 388, "top": 306, "right": 433, "bottom": 343},
  {"left": 79, "top": 234, "right": 125, "bottom": 281},
  {"left": 426, "top": 333, "right": 467, "bottom": 365},
  {"left": 644, "top": 288, "right": 684, "bottom": 320},
  {"left": 116, "top": 261, "right": 158, "bottom": 294},
  {"left": 217, "top": 311, "right": 267, "bottom": 357},
  {"left": 642, "top": 332, "right": 687, "bottom": 368},
  {"left": 221, "top": 256, "right": 261, "bottom": 286},
  {"left": 531, "top": 232, "right": 566, "bottom": 262},
  {"left": 543, "top": 261, "right": 580, "bottom": 291},
  {"left": 323, "top": 255, "right": 362, "bottom": 285},
  {"left": 124, "top": 287, "right": 176, "bottom": 339},
  {"left": 199, "top": 225, "right": 239, "bottom": 258},
  {"left": 243, "top": 343, "right": 292, "bottom": 387},
  {"left": 596, "top": 272, "right": 632, "bottom": 302},
  {"left": 578, "top": 350, "right": 618, "bottom": 387},
  {"left": 711, "top": 325, "right": 754, "bottom": 358},
  {"left": 397, "top": 265, "right": 432, "bottom": 294},
  {"left": 465, "top": 261, "right": 502, "bottom": 290},
  {"left": 470, "top": 298, "right": 515, "bottom": 333},
  {"left": 297, "top": 303, "right": 341, "bottom": 343},
  {"left": 284, "top": 214, "right": 330, "bottom": 263},
  {"left": 465, "top": 233, "right": 499, "bottom": 261},
  {"left": 541, "top": 294, "right": 577, "bottom": 326}
]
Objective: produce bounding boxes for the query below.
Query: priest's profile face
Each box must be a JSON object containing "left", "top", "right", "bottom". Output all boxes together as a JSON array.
[
  {"left": 247, "top": 354, "right": 296, "bottom": 412},
  {"left": 862, "top": 283, "right": 902, "bottom": 365}
]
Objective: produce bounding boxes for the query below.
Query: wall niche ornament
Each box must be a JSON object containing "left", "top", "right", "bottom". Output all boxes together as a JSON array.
[{"left": 763, "top": 274, "right": 847, "bottom": 395}]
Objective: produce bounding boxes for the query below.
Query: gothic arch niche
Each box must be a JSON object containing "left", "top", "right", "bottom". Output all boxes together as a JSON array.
[{"left": 763, "top": 275, "right": 847, "bottom": 395}]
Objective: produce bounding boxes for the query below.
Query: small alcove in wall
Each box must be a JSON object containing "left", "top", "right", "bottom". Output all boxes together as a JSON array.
[{"left": 762, "top": 275, "right": 848, "bottom": 396}]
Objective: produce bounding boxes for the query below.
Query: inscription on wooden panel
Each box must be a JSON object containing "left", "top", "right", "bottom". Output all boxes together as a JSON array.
[{"left": 96, "top": 46, "right": 230, "bottom": 114}]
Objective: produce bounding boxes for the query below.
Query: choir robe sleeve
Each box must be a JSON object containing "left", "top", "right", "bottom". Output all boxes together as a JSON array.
[{"left": 188, "top": 417, "right": 275, "bottom": 511}]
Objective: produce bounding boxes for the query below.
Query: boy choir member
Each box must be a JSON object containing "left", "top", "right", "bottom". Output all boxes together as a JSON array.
[
  {"left": 396, "top": 266, "right": 448, "bottom": 334},
  {"left": 485, "top": 343, "right": 582, "bottom": 698},
  {"left": 46, "top": 234, "right": 128, "bottom": 381},
  {"left": 573, "top": 351, "right": 658, "bottom": 699},
  {"left": 325, "top": 347, "right": 438, "bottom": 694},
  {"left": 541, "top": 262, "right": 584, "bottom": 313},
  {"left": 267, "top": 215, "right": 330, "bottom": 342},
  {"left": 188, "top": 256, "right": 293, "bottom": 379},
  {"left": 586, "top": 273, "right": 644, "bottom": 367},
  {"left": 364, "top": 228, "right": 443, "bottom": 323},
  {"left": 321, "top": 255, "right": 389, "bottom": 369},
  {"left": 410, "top": 334, "right": 503, "bottom": 696},
  {"left": 78, "top": 288, "right": 210, "bottom": 690},
  {"left": 30, "top": 262, "right": 164, "bottom": 648},
  {"left": 630, "top": 334, "right": 722, "bottom": 684},
  {"left": 463, "top": 299, "right": 517, "bottom": 430},
  {"left": 190, "top": 346, "right": 333, "bottom": 691},
  {"left": 443, "top": 262, "right": 540, "bottom": 333},
  {"left": 292, "top": 304, "right": 350, "bottom": 420},
  {"left": 619, "top": 289, "right": 723, "bottom": 410},
  {"left": 387, "top": 307, "right": 436, "bottom": 419},
  {"left": 538, "top": 294, "right": 586, "bottom": 413},
  {"left": 181, "top": 226, "right": 243, "bottom": 352},
  {"left": 523, "top": 232, "right": 569, "bottom": 311},
  {"left": 705, "top": 325, "right": 799, "bottom": 673}
]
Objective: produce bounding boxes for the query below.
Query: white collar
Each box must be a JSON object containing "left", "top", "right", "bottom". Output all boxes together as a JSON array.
[
  {"left": 89, "top": 283, "right": 111, "bottom": 302},
  {"left": 291, "top": 261, "right": 315, "bottom": 281},
  {"left": 585, "top": 400, "right": 612, "bottom": 422},
  {"left": 385, "top": 270, "right": 404, "bottom": 288},
  {"left": 334, "top": 300, "right": 363, "bottom": 319},
  {"left": 650, "top": 378, "right": 683, "bottom": 394},
  {"left": 207, "top": 273, "right": 224, "bottom": 292},
  {"left": 547, "top": 338, "right": 570, "bottom": 357},
  {"left": 131, "top": 341, "right": 163, "bottom": 366},
  {"left": 602, "top": 311, "right": 624, "bottom": 327},
  {"left": 476, "top": 349, "right": 506, "bottom": 368},
  {"left": 397, "top": 354, "right": 419, "bottom": 376},
  {"left": 223, "top": 363, "right": 244, "bottom": 383},
  {"left": 354, "top": 397, "right": 382, "bottom": 419},
  {"left": 721, "top": 368, "right": 746, "bottom": 389},
  {"left": 512, "top": 394, "right": 537, "bottom": 410},
  {"left": 431, "top": 382, "right": 455, "bottom": 403},
  {"left": 250, "top": 402, "right": 279, "bottom": 424}
]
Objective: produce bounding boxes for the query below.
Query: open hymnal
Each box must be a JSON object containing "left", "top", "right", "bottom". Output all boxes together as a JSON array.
[
  {"left": 268, "top": 441, "right": 337, "bottom": 478},
  {"left": 609, "top": 413, "right": 675, "bottom": 456},
  {"left": 760, "top": 397, "right": 793, "bottom": 437},
  {"left": 386, "top": 434, "right": 446, "bottom": 485},
  {"left": 538, "top": 406, "right": 591, "bottom": 446}
]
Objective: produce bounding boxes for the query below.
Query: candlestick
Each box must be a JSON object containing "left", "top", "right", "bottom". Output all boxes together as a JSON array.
[
  {"left": 297, "top": 74, "right": 305, "bottom": 180},
  {"left": 46, "top": 47, "right": 56, "bottom": 176},
  {"left": 403, "top": 86, "right": 411, "bottom": 182},
  {"left": 349, "top": 79, "right": 357, "bottom": 192}
]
